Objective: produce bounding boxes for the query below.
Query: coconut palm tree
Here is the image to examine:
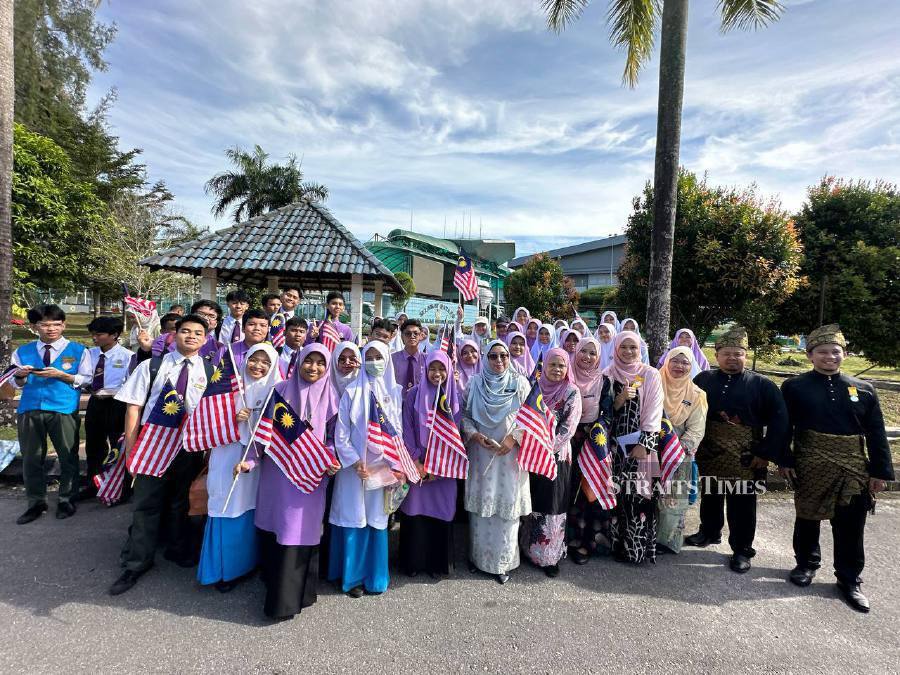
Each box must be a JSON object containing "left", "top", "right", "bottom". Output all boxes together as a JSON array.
[
  {"left": 204, "top": 144, "right": 329, "bottom": 223},
  {"left": 542, "top": 0, "right": 784, "bottom": 362}
]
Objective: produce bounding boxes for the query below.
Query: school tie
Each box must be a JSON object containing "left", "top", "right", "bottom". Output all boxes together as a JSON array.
[
  {"left": 43, "top": 344, "right": 52, "bottom": 367},
  {"left": 406, "top": 355, "right": 416, "bottom": 390},
  {"left": 175, "top": 359, "right": 191, "bottom": 399},
  {"left": 91, "top": 354, "right": 106, "bottom": 392},
  {"left": 230, "top": 320, "right": 241, "bottom": 343}
]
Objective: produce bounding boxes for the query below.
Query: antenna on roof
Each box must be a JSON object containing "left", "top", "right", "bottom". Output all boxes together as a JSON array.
[
  {"left": 480, "top": 218, "right": 483, "bottom": 238},
  {"left": 443, "top": 216, "right": 447, "bottom": 238},
  {"left": 410, "top": 210, "right": 413, "bottom": 231},
  {"left": 469, "top": 213, "right": 473, "bottom": 238}
]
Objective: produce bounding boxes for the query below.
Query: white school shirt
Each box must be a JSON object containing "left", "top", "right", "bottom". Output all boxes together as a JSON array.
[
  {"left": 86, "top": 344, "right": 135, "bottom": 397},
  {"left": 278, "top": 344, "right": 296, "bottom": 375},
  {"left": 219, "top": 314, "right": 243, "bottom": 343},
  {"left": 10, "top": 337, "right": 94, "bottom": 389},
  {"left": 115, "top": 351, "right": 209, "bottom": 424}
]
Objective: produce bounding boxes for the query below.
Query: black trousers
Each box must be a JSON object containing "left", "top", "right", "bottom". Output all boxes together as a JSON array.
[
  {"left": 792, "top": 495, "right": 868, "bottom": 585},
  {"left": 84, "top": 396, "right": 127, "bottom": 483},
  {"left": 698, "top": 489, "right": 758, "bottom": 557},
  {"left": 121, "top": 450, "right": 203, "bottom": 573}
]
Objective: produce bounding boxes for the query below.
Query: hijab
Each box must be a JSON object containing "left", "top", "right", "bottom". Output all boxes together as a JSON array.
[
  {"left": 600, "top": 311, "right": 621, "bottom": 332},
  {"left": 620, "top": 318, "right": 650, "bottom": 365},
  {"left": 595, "top": 322, "right": 618, "bottom": 370},
  {"left": 468, "top": 340, "right": 521, "bottom": 427},
  {"left": 512, "top": 307, "right": 531, "bottom": 327},
  {"left": 603, "top": 331, "right": 663, "bottom": 433},
  {"left": 508, "top": 320, "right": 523, "bottom": 334},
  {"left": 472, "top": 317, "right": 491, "bottom": 350},
  {"left": 524, "top": 318, "right": 542, "bottom": 349},
  {"left": 571, "top": 336, "right": 604, "bottom": 394},
  {"left": 530, "top": 322, "right": 558, "bottom": 363},
  {"left": 389, "top": 314, "right": 408, "bottom": 353},
  {"left": 419, "top": 325, "right": 432, "bottom": 353},
  {"left": 457, "top": 338, "right": 482, "bottom": 390},
  {"left": 540, "top": 348, "right": 572, "bottom": 411},
  {"left": 413, "top": 350, "right": 460, "bottom": 449},
  {"left": 657, "top": 328, "right": 710, "bottom": 374},
  {"left": 328, "top": 341, "right": 360, "bottom": 400},
  {"left": 660, "top": 346, "right": 708, "bottom": 426},
  {"left": 570, "top": 318, "right": 589, "bottom": 337},
  {"left": 240, "top": 343, "right": 284, "bottom": 444},
  {"left": 505, "top": 330, "right": 535, "bottom": 376},
  {"left": 275, "top": 343, "right": 336, "bottom": 443}
]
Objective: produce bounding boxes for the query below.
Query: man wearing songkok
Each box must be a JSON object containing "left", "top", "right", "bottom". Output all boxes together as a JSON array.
[
  {"left": 684, "top": 326, "right": 789, "bottom": 574},
  {"left": 778, "top": 325, "right": 893, "bottom": 613}
]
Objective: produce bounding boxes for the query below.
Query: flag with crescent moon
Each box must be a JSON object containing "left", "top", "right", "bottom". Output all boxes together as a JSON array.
[
  {"left": 453, "top": 251, "right": 478, "bottom": 301},
  {"left": 127, "top": 377, "right": 187, "bottom": 477},
  {"left": 514, "top": 378, "right": 557, "bottom": 480},
  {"left": 182, "top": 350, "right": 241, "bottom": 452},
  {"left": 367, "top": 392, "right": 420, "bottom": 484},
  {"left": 578, "top": 419, "right": 616, "bottom": 509},
  {"left": 93, "top": 435, "right": 127, "bottom": 506},
  {"left": 424, "top": 383, "right": 468, "bottom": 479}
]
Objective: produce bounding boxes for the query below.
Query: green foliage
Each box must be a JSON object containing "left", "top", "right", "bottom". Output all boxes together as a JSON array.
[
  {"left": 504, "top": 253, "right": 579, "bottom": 322},
  {"left": 391, "top": 272, "right": 416, "bottom": 312},
  {"left": 577, "top": 285, "right": 618, "bottom": 309},
  {"left": 205, "top": 145, "right": 329, "bottom": 223},
  {"left": 617, "top": 170, "right": 803, "bottom": 344},
  {"left": 12, "top": 123, "right": 105, "bottom": 303},
  {"left": 776, "top": 178, "right": 900, "bottom": 367}
]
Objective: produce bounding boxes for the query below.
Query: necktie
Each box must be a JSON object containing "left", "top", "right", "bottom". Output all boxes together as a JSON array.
[
  {"left": 43, "top": 344, "right": 52, "bottom": 367},
  {"left": 175, "top": 359, "right": 191, "bottom": 399},
  {"left": 91, "top": 354, "right": 106, "bottom": 392},
  {"left": 406, "top": 355, "right": 416, "bottom": 390},
  {"left": 231, "top": 320, "right": 241, "bottom": 343}
]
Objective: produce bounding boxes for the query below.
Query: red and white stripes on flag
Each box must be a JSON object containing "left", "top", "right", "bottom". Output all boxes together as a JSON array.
[
  {"left": 126, "top": 421, "right": 184, "bottom": 477},
  {"left": 658, "top": 419, "right": 686, "bottom": 485},
  {"left": 578, "top": 421, "right": 616, "bottom": 509},
  {"left": 93, "top": 444, "right": 127, "bottom": 506},
  {"left": 424, "top": 409, "right": 468, "bottom": 479},
  {"left": 453, "top": 252, "right": 478, "bottom": 301},
  {"left": 182, "top": 390, "right": 239, "bottom": 451},
  {"left": 123, "top": 294, "right": 157, "bottom": 319},
  {"left": 367, "top": 393, "right": 421, "bottom": 484},
  {"left": 321, "top": 321, "right": 341, "bottom": 352},
  {"left": 514, "top": 382, "right": 557, "bottom": 480},
  {"left": 0, "top": 365, "right": 17, "bottom": 389},
  {"left": 254, "top": 416, "right": 337, "bottom": 493}
]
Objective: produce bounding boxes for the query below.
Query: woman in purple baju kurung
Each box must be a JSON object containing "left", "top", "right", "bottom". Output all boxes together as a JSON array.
[{"left": 398, "top": 351, "right": 462, "bottom": 578}]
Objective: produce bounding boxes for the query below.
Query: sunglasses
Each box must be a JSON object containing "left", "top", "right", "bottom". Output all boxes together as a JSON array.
[{"left": 487, "top": 353, "right": 510, "bottom": 361}]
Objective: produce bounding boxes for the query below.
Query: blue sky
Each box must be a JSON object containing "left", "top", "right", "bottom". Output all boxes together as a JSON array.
[{"left": 90, "top": 0, "right": 900, "bottom": 257}]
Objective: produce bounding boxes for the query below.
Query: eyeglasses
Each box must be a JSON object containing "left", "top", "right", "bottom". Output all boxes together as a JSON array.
[
  {"left": 487, "top": 353, "right": 510, "bottom": 361},
  {"left": 337, "top": 357, "right": 360, "bottom": 366}
]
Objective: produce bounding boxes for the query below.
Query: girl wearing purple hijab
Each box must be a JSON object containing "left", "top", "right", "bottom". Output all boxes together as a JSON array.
[
  {"left": 524, "top": 318, "right": 541, "bottom": 349},
  {"left": 456, "top": 339, "right": 482, "bottom": 392},
  {"left": 518, "top": 348, "right": 582, "bottom": 577},
  {"left": 399, "top": 350, "right": 462, "bottom": 578},
  {"left": 656, "top": 328, "right": 710, "bottom": 376},
  {"left": 234, "top": 343, "right": 339, "bottom": 619}
]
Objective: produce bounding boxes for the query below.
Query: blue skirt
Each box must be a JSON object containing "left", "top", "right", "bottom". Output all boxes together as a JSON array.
[
  {"left": 327, "top": 525, "right": 389, "bottom": 593},
  {"left": 197, "top": 511, "right": 259, "bottom": 585}
]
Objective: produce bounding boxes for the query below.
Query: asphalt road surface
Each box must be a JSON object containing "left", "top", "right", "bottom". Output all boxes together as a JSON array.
[{"left": 1, "top": 486, "right": 897, "bottom": 674}]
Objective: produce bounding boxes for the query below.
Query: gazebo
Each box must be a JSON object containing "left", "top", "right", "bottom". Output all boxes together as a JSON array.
[{"left": 140, "top": 200, "right": 402, "bottom": 336}]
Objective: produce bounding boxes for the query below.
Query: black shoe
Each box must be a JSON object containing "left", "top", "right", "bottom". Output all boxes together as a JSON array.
[
  {"left": 569, "top": 548, "right": 589, "bottom": 565},
  {"left": 346, "top": 586, "right": 364, "bottom": 598},
  {"left": 214, "top": 579, "right": 238, "bottom": 593},
  {"left": 543, "top": 564, "right": 560, "bottom": 578},
  {"left": 56, "top": 501, "right": 76, "bottom": 520},
  {"left": 109, "top": 570, "right": 144, "bottom": 596},
  {"left": 496, "top": 573, "right": 510, "bottom": 585},
  {"left": 837, "top": 581, "right": 870, "bottom": 613},
  {"left": 684, "top": 531, "right": 721, "bottom": 548},
  {"left": 16, "top": 502, "right": 48, "bottom": 525},
  {"left": 729, "top": 554, "right": 751, "bottom": 574},
  {"left": 163, "top": 550, "right": 197, "bottom": 568},
  {"left": 788, "top": 566, "right": 816, "bottom": 587}
]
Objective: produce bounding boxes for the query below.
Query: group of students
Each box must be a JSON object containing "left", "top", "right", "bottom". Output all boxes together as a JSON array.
[{"left": 5, "top": 295, "right": 893, "bottom": 619}]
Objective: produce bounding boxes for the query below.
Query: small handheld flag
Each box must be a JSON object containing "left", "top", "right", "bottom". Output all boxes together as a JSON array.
[
  {"left": 268, "top": 313, "right": 286, "bottom": 348},
  {"left": 320, "top": 320, "right": 341, "bottom": 352},
  {"left": 658, "top": 417, "right": 686, "bottom": 485},
  {"left": 182, "top": 350, "right": 241, "bottom": 452},
  {"left": 453, "top": 251, "right": 478, "bottom": 302},
  {"left": 94, "top": 436, "right": 127, "bottom": 506},
  {"left": 514, "top": 379, "right": 556, "bottom": 480},
  {"left": 367, "top": 392, "right": 420, "bottom": 484},
  {"left": 578, "top": 420, "right": 616, "bottom": 509},
  {"left": 127, "top": 377, "right": 187, "bottom": 477},
  {"left": 424, "top": 384, "right": 468, "bottom": 479},
  {"left": 0, "top": 365, "right": 18, "bottom": 389},
  {"left": 530, "top": 354, "right": 543, "bottom": 383}
]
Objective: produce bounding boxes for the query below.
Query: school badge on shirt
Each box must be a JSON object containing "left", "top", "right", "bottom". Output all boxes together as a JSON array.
[
  {"left": 848, "top": 386, "right": 859, "bottom": 402},
  {"left": 61, "top": 357, "right": 74, "bottom": 371}
]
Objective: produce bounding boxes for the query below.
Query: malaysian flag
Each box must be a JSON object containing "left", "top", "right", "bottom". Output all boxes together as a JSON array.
[
  {"left": 437, "top": 325, "right": 451, "bottom": 353},
  {"left": 578, "top": 419, "right": 616, "bottom": 509},
  {"left": 424, "top": 385, "right": 468, "bottom": 479},
  {"left": 514, "top": 379, "right": 557, "bottom": 480},
  {"left": 182, "top": 350, "right": 241, "bottom": 452},
  {"left": 453, "top": 251, "right": 478, "bottom": 301},
  {"left": 127, "top": 378, "right": 187, "bottom": 477},
  {"left": 122, "top": 286, "right": 157, "bottom": 321},
  {"left": 658, "top": 417, "right": 686, "bottom": 485},
  {"left": 367, "top": 392, "right": 420, "bottom": 484},
  {"left": 0, "top": 365, "right": 17, "bottom": 389},
  {"left": 268, "top": 313, "right": 286, "bottom": 348},
  {"left": 320, "top": 320, "right": 341, "bottom": 352},
  {"left": 93, "top": 436, "right": 127, "bottom": 506},
  {"left": 530, "top": 354, "right": 543, "bottom": 383},
  {"left": 443, "top": 325, "right": 456, "bottom": 363},
  {"left": 252, "top": 390, "right": 337, "bottom": 493}
]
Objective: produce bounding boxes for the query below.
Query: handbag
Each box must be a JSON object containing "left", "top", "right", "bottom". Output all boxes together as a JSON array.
[
  {"left": 383, "top": 482, "right": 409, "bottom": 514},
  {"left": 188, "top": 464, "right": 209, "bottom": 516}
]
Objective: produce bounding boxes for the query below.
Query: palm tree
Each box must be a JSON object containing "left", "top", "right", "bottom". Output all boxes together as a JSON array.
[
  {"left": 0, "top": 0, "right": 14, "bottom": 420},
  {"left": 543, "top": 0, "right": 784, "bottom": 362},
  {"left": 204, "top": 144, "right": 329, "bottom": 223}
]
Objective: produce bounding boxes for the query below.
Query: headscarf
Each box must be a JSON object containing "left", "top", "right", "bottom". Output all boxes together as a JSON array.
[
  {"left": 660, "top": 346, "right": 708, "bottom": 426},
  {"left": 508, "top": 320, "right": 523, "bottom": 334},
  {"left": 457, "top": 338, "right": 482, "bottom": 389},
  {"left": 540, "top": 348, "right": 571, "bottom": 411},
  {"left": 600, "top": 310, "right": 621, "bottom": 332},
  {"left": 389, "top": 313, "right": 408, "bottom": 353},
  {"left": 419, "top": 325, "right": 432, "bottom": 353},
  {"left": 505, "top": 330, "right": 534, "bottom": 376},
  {"left": 570, "top": 318, "right": 589, "bottom": 337},
  {"left": 328, "top": 341, "right": 360, "bottom": 400},
  {"left": 239, "top": 343, "right": 284, "bottom": 444},
  {"left": 530, "top": 323, "right": 558, "bottom": 363},
  {"left": 468, "top": 340, "right": 521, "bottom": 427},
  {"left": 512, "top": 307, "right": 531, "bottom": 327},
  {"left": 603, "top": 330, "right": 663, "bottom": 434},
  {"left": 472, "top": 316, "right": 491, "bottom": 349},
  {"left": 657, "top": 328, "right": 710, "bottom": 374},
  {"left": 345, "top": 340, "right": 405, "bottom": 460},
  {"left": 413, "top": 350, "right": 460, "bottom": 449},
  {"left": 595, "top": 322, "right": 618, "bottom": 370},
  {"left": 275, "top": 343, "right": 337, "bottom": 442},
  {"left": 620, "top": 318, "right": 650, "bottom": 365},
  {"left": 571, "top": 336, "right": 603, "bottom": 394},
  {"left": 524, "top": 318, "right": 542, "bottom": 349}
]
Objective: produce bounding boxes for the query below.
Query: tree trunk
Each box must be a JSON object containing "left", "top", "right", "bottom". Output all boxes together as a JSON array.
[
  {"left": 817, "top": 274, "right": 827, "bottom": 326},
  {"left": 644, "top": 0, "right": 688, "bottom": 365},
  {"left": 0, "top": 0, "right": 13, "bottom": 425}
]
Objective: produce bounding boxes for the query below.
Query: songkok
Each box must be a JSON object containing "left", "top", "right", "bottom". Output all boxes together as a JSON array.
[
  {"left": 806, "top": 324, "right": 846, "bottom": 351},
  {"left": 715, "top": 326, "right": 749, "bottom": 350}
]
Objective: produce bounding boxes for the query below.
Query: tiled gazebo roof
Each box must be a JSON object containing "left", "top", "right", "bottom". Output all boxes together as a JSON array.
[{"left": 141, "top": 201, "right": 402, "bottom": 293}]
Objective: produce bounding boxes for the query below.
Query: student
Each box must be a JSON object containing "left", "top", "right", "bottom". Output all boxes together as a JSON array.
[
  {"left": 495, "top": 317, "right": 509, "bottom": 342},
  {"left": 199, "top": 343, "right": 282, "bottom": 593},
  {"left": 280, "top": 287, "right": 302, "bottom": 318},
  {"left": 169, "top": 304, "right": 185, "bottom": 316},
  {"left": 229, "top": 309, "right": 271, "bottom": 369},
  {"left": 148, "top": 300, "right": 224, "bottom": 362},
  {"left": 279, "top": 317, "right": 308, "bottom": 375},
  {"left": 220, "top": 290, "right": 250, "bottom": 344},
  {"left": 391, "top": 319, "right": 425, "bottom": 392},
  {"left": 368, "top": 318, "right": 395, "bottom": 344},
  {"left": 261, "top": 294, "right": 283, "bottom": 318},
  {"left": 308, "top": 291, "right": 355, "bottom": 345},
  {"left": 81, "top": 316, "right": 135, "bottom": 499},
  {"left": 108, "top": 314, "right": 216, "bottom": 596},
  {"left": 11, "top": 304, "right": 93, "bottom": 524}
]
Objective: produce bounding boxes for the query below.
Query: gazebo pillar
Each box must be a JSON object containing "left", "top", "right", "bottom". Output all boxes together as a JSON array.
[
  {"left": 199, "top": 267, "right": 217, "bottom": 299},
  {"left": 350, "top": 274, "right": 364, "bottom": 338},
  {"left": 373, "top": 280, "right": 383, "bottom": 319},
  {"left": 266, "top": 276, "right": 280, "bottom": 292}
]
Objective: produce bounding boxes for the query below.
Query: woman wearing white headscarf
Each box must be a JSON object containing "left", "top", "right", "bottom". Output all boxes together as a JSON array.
[
  {"left": 329, "top": 340, "right": 405, "bottom": 597},
  {"left": 389, "top": 314, "right": 408, "bottom": 353},
  {"left": 461, "top": 340, "right": 531, "bottom": 584},
  {"left": 595, "top": 322, "right": 618, "bottom": 370},
  {"left": 620, "top": 318, "right": 650, "bottom": 365},
  {"left": 198, "top": 343, "right": 282, "bottom": 592},
  {"left": 529, "top": 322, "right": 558, "bottom": 364},
  {"left": 600, "top": 310, "right": 621, "bottom": 332}
]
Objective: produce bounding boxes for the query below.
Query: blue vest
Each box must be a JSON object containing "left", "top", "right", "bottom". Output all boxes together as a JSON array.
[{"left": 17, "top": 341, "right": 85, "bottom": 414}]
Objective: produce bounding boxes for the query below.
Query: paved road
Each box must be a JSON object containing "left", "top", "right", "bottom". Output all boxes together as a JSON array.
[{"left": 1, "top": 486, "right": 898, "bottom": 673}]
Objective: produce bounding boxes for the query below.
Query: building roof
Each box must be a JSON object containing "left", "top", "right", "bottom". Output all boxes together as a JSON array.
[
  {"left": 141, "top": 201, "right": 402, "bottom": 292},
  {"left": 370, "top": 229, "right": 512, "bottom": 279},
  {"left": 507, "top": 234, "right": 626, "bottom": 268}
]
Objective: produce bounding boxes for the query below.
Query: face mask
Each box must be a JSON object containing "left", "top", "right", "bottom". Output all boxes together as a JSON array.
[{"left": 365, "top": 360, "right": 386, "bottom": 377}]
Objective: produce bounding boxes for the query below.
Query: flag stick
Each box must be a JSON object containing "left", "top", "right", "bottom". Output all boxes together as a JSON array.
[
  {"left": 223, "top": 386, "right": 276, "bottom": 512},
  {"left": 422, "top": 380, "right": 443, "bottom": 470},
  {"left": 227, "top": 341, "right": 246, "bottom": 409},
  {"left": 482, "top": 451, "right": 496, "bottom": 477}
]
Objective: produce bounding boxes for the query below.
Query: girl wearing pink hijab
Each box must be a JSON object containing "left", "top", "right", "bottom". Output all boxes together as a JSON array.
[{"left": 505, "top": 330, "right": 535, "bottom": 376}]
